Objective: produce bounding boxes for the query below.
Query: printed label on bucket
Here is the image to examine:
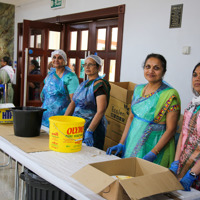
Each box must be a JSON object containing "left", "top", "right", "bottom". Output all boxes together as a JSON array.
[{"left": 49, "top": 116, "right": 85, "bottom": 153}]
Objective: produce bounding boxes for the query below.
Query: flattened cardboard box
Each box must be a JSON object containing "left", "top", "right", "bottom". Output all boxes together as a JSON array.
[{"left": 72, "top": 157, "right": 183, "bottom": 200}]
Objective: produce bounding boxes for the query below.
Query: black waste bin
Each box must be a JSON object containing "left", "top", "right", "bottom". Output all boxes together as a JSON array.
[
  {"left": 20, "top": 169, "right": 75, "bottom": 200},
  {"left": 12, "top": 107, "right": 46, "bottom": 137}
]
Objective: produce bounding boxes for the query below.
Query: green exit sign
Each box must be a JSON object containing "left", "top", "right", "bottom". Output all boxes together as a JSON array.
[{"left": 51, "top": 0, "right": 65, "bottom": 9}]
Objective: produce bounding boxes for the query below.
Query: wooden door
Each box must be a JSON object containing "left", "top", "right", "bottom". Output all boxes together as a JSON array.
[
  {"left": 20, "top": 20, "right": 63, "bottom": 106},
  {"left": 66, "top": 18, "right": 119, "bottom": 82}
]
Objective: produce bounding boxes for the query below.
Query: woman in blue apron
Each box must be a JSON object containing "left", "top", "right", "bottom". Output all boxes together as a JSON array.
[
  {"left": 41, "top": 49, "right": 79, "bottom": 127},
  {"left": 65, "top": 55, "right": 110, "bottom": 150}
]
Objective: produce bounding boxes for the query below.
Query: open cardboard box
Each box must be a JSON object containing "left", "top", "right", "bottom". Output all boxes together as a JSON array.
[
  {"left": 109, "top": 82, "right": 136, "bottom": 104},
  {"left": 72, "top": 157, "right": 183, "bottom": 200}
]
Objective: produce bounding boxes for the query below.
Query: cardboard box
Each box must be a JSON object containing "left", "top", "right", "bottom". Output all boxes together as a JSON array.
[
  {"left": 106, "top": 96, "right": 131, "bottom": 125},
  {"left": 0, "top": 103, "right": 15, "bottom": 123},
  {"left": 103, "top": 136, "right": 118, "bottom": 151},
  {"left": 105, "top": 117, "right": 125, "bottom": 143},
  {"left": 109, "top": 82, "right": 136, "bottom": 104},
  {"left": 106, "top": 82, "right": 136, "bottom": 125},
  {"left": 72, "top": 157, "right": 183, "bottom": 200}
]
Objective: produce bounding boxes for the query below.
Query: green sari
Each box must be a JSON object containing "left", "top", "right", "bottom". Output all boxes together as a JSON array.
[{"left": 124, "top": 82, "right": 180, "bottom": 167}]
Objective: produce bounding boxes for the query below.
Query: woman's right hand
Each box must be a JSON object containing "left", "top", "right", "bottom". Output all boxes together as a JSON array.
[
  {"left": 169, "top": 160, "right": 179, "bottom": 175},
  {"left": 106, "top": 143, "right": 124, "bottom": 156}
]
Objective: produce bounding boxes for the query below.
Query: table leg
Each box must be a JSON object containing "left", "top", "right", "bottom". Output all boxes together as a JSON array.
[
  {"left": 15, "top": 161, "right": 19, "bottom": 200},
  {"left": 20, "top": 165, "right": 25, "bottom": 200},
  {"left": 0, "top": 151, "right": 11, "bottom": 168}
]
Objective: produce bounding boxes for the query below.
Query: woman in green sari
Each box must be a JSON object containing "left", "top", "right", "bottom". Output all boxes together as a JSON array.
[{"left": 107, "top": 53, "right": 181, "bottom": 167}]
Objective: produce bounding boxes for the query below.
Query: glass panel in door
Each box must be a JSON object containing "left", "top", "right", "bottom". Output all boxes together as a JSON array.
[
  {"left": 69, "top": 58, "right": 76, "bottom": 73},
  {"left": 49, "top": 31, "right": 61, "bottom": 49},
  {"left": 70, "top": 31, "right": 77, "bottom": 50},
  {"left": 111, "top": 27, "right": 118, "bottom": 50},
  {"left": 81, "top": 30, "right": 88, "bottom": 50},
  {"left": 79, "top": 58, "right": 85, "bottom": 79},
  {"left": 21, "top": 20, "right": 62, "bottom": 106},
  {"left": 29, "top": 29, "right": 43, "bottom": 49},
  {"left": 99, "top": 59, "right": 104, "bottom": 77},
  {"left": 97, "top": 28, "right": 106, "bottom": 50},
  {"left": 109, "top": 59, "right": 116, "bottom": 82}
]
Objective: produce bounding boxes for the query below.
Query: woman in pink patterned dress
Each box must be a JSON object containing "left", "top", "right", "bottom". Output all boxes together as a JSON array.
[{"left": 169, "top": 63, "right": 200, "bottom": 191}]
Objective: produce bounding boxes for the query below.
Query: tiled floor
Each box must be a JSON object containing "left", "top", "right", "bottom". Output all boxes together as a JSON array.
[{"left": 0, "top": 151, "right": 23, "bottom": 200}]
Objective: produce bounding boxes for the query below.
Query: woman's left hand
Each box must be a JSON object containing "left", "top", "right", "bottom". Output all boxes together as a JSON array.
[
  {"left": 180, "top": 170, "right": 198, "bottom": 191},
  {"left": 143, "top": 151, "right": 157, "bottom": 162},
  {"left": 83, "top": 130, "right": 94, "bottom": 146}
]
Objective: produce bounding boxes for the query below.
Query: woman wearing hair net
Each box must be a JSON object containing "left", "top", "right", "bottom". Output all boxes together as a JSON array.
[
  {"left": 41, "top": 49, "right": 79, "bottom": 127},
  {"left": 65, "top": 55, "right": 110, "bottom": 150},
  {"left": 169, "top": 63, "right": 200, "bottom": 191}
]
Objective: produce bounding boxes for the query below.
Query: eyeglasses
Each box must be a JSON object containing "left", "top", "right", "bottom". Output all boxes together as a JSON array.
[
  {"left": 52, "top": 55, "right": 63, "bottom": 60},
  {"left": 82, "top": 63, "right": 96, "bottom": 68}
]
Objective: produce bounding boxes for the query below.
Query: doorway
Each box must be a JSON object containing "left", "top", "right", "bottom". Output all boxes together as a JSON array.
[{"left": 16, "top": 5, "right": 125, "bottom": 106}]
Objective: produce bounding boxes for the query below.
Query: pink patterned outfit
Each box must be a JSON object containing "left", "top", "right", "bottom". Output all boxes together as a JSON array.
[{"left": 177, "top": 101, "right": 200, "bottom": 190}]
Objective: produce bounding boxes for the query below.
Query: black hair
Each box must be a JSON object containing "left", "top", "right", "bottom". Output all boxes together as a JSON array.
[
  {"left": 192, "top": 63, "right": 200, "bottom": 96},
  {"left": 31, "top": 59, "right": 40, "bottom": 69},
  {"left": 143, "top": 53, "right": 167, "bottom": 74},
  {"left": 2, "top": 56, "right": 12, "bottom": 66},
  {"left": 192, "top": 63, "right": 200, "bottom": 74}
]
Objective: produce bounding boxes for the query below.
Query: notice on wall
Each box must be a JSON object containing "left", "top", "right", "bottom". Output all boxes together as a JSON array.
[
  {"left": 169, "top": 4, "right": 183, "bottom": 28},
  {"left": 51, "top": 0, "right": 65, "bottom": 9}
]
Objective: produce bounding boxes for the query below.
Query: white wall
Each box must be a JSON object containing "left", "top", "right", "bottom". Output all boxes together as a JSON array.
[{"left": 14, "top": 0, "right": 200, "bottom": 113}]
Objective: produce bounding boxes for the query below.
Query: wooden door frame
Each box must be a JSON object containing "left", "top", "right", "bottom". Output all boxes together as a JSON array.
[
  {"left": 38, "top": 4, "right": 125, "bottom": 82},
  {"left": 19, "top": 20, "right": 63, "bottom": 106},
  {"left": 16, "top": 5, "right": 125, "bottom": 106}
]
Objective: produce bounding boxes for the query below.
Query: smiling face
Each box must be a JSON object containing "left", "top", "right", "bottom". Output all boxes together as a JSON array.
[
  {"left": 52, "top": 54, "right": 65, "bottom": 68},
  {"left": 192, "top": 65, "right": 200, "bottom": 94},
  {"left": 143, "top": 57, "right": 165, "bottom": 84}
]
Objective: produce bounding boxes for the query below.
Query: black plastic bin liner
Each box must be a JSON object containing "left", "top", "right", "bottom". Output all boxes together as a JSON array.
[
  {"left": 12, "top": 107, "right": 46, "bottom": 137},
  {"left": 20, "top": 169, "right": 75, "bottom": 200}
]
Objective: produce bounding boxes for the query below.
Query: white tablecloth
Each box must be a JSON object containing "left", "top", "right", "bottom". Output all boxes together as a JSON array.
[
  {"left": 1, "top": 127, "right": 200, "bottom": 200},
  {"left": 0, "top": 135, "right": 119, "bottom": 200}
]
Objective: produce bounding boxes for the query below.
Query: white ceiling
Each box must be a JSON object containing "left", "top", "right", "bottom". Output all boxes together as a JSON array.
[{"left": 0, "top": 0, "right": 40, "bottom": 7}]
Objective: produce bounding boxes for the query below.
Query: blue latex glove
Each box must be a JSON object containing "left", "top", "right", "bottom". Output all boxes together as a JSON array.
[
  {"left": 180, "top": 170, "right": 198, "bottom": 191},
  {"left": 83, "top": 130, "right": 94, "bottom": 147},
  {"left": 169, "top": 160, "right": 179, "bottom": 175},
  {"left": 143, "top": 151, "right": 157, "bottom": 162},
  {"left": 106, "top": 143, "right": 124, "bottom": 156}
]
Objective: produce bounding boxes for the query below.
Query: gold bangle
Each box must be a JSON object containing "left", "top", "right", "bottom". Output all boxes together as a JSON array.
[{"left": 154, "top": 147, "right": 159, "bottom": 154}]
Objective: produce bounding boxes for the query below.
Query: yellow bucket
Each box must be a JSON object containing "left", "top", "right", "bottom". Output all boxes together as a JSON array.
[{"left": 49, "top": 116, "right": 85, "bottom": 153}]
